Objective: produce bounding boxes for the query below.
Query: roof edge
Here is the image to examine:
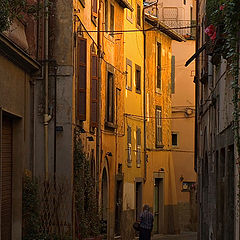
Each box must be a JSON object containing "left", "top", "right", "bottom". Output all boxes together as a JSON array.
[
  {"left": 116, "top": 0, "right": 134, "bottom": 11},
  {"left": 145, "top": 13, "right": 186, "bottom": 42}
]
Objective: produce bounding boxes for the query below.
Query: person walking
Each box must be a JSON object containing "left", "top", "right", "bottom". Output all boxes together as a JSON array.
[{"left": 139, "top": 205, "right": 154, "bottom": 240}]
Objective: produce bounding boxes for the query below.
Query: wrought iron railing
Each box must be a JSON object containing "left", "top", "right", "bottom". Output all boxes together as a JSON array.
[{"left": 160, "top": 20, "right": 196, "bottom": 39}]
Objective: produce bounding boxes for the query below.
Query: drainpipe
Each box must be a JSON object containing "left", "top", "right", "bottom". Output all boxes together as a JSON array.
[
  {"left": 195, "top": 0, "right": 200, "bottom": 239},
  {"left": 44, "top": 0, "right": 51, "bottom": 182},
  {"left": 96, "top": 0, "right": 102, "bottom": 205},
  {"left": 143, "top": 1, "right": 158, "bottom": 182}
]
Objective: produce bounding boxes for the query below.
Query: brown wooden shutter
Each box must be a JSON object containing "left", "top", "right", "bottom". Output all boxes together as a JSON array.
[
  {"left": 92, "top": 0, "right": 98, "bottom": 17},
  {"left": 90, "top": 53, "right": 98, "bottom": 127},
  {"left": 1, "top": 117, "right": 12, "bottom": 240},
  {"left": 77, "top": 37, "right": 87, "bottom": 121}
]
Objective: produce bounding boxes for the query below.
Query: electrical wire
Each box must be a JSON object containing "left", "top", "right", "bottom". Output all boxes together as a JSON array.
[{"left": 124, "top": 113, "right": 195, "bottom": 120}]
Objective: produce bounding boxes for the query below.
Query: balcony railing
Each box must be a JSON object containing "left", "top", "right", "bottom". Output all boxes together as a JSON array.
[{"left": 160, "top": 20, "right": 196, "bottom": 39}]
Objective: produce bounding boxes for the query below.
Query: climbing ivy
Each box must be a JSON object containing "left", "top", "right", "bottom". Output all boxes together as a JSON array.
[
  {"left": 74, "top": 128, "right": 101, "bottom": 239},
  {"left": 206, "top": 0, "right": 240, "bottom": 157}
]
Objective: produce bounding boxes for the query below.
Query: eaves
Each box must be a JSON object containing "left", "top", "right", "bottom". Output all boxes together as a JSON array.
[
  {"left": 0, "top": 33, "right": 40, "bottom": 73},
  {"left": 116, "top": 0, "right": 134, "bottom": 11}
]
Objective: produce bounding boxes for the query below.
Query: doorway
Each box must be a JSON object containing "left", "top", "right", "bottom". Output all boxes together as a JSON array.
[
  {"left": 101, "top": 168, "right": 108, "bottom": 234},
  {"left": 115, "top": 179, "right": 123, "bottom": 236},
  {"left": 153, "top": 178, "right": 164, "bottom": 234},
  {"left": 136, "top": 182, "right": 142, "bottom": 221}
]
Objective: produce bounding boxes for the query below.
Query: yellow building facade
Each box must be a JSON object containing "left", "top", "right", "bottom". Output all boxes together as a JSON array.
[{"left": 144, "top": 15, "right": 185, "bottom": 234}]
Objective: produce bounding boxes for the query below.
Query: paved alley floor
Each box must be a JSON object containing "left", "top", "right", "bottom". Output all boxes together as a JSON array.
[{"left": 153, "top": 232, "right": 197, "bottom": 240}]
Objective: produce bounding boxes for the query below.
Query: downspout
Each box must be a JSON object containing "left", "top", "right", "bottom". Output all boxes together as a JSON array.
[
  {"left": 44, "top": 0, "right": 51, "bottom": 182},
  {"left": 96, "top": 0, "right": 102, "bottom": 205},
  {"left": 143, "top": 9, "right": 147, "bottom": 182},
  {"left": 195, "top": 0, "right": 200, "bottom": 239}
]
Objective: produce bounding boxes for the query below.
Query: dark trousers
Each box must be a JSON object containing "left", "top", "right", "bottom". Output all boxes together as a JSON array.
[{"left": 139, "top": 227, "right": 151, "bottom": 240}]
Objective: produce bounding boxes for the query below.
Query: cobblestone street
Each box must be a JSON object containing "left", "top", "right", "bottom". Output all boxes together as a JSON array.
[{"left": 153, "top": 232, "right": 197, "bottom": 240}]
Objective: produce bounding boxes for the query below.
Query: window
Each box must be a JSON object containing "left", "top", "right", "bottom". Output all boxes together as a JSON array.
[
  {"left": 136, "top": 3, "right": 141, "bottom": 27},
  {"left": 110, "top": 4, "right": 114, "bottom": 36},
  {"left": 105, "top": 0, "right": 108, "bottom": 31},
  {"left": 171, "top": 55, "right": 175, "bottom": 94},
  {"left": 127, "top": 126, "right": 132, "bottom": 167},
  {"left": 127, "top": 0, "right": 133, "bottom": 22},
  {"left": 126, "top": 59, "right": 132, "bottom": 90},
  {"left": 77, "top": 37, "right": 87, "bottom": 121},
  {"left": 184, "top": 0, "right": 186, "bottom": 5},
  {"left": 156, "top": 106, "right": 162, "bottom": 147},
  {"left": 135, "top": 64, "right": 141, "bottom": 93},
  {"left": 156, "top": 42, "right": 162, "bottom": 92},
  {"left": 136, "top": 128, "right": 141, "bottom": 168},
  {"left": 106, "top": 71, "right": 114, "bottom": 124},
  {"left": 92, "top": 0, "right": 97, "bottom": 24},
  {"left": 90, "top": 46, "right": 98, "bottom": 128},
  {"left": 172, "top": 133, "right": 178, "bottom": 147}
]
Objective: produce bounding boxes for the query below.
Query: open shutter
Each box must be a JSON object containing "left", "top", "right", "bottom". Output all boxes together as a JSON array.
[
  {"left": 136, "top": 128, "right": 141, "bottom": 168},
  {"left": 171, "top": 56, "right": 175, "bottom": 94},
  {"left": 92, "top": 0, "right": 98, "bottom": 17},
  {"left": 77, "top": 37, "right": 87, "bottom": 121},
  {"left": 90, "top": 53, "right": 98, "bottom": 127},
  {"left": 127, "top": 126, "right": 132, "bottom": 167}
]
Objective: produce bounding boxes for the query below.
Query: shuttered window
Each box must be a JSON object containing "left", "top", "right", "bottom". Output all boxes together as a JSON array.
[
  {"left": 156, "top": 42, "right": 161, "bottom": 91},
  {"left": 135, "top": 64, "right": 141, "bottom": 93},
  {"left": 156, "top": 107, "right": 162, "bottom": 147},
  {"left": 127, "top": 126, "right": 132, "bottom": 167},
  {"left": 136, "top": 3, "right": 141, "bottom": 27},
  {"left": 90, "top": 53, "right": 98, "bottom": 128},
  {"left": 110, "top": 4, "right": 114, "bottom": 36},
  {"left": 171, "top": 55, "right": 175, "bottom": 94},
  {"left": 106, "top": 71, "right": 114, "bottom": 124},
  {"left": 136, "top": 128, "right": 141, "bottom": 168},
  {"left": 77, "top": 37, "right": 87, "bottom": 121},
  {"left": 92, "top": 0, "right": 97, "bottom": 17},
  {"left": 1, "top": 117, "right": 12, "bottom": 240},
  {"left": 105, "top": 0, "right": 108, "bottom": 31}
]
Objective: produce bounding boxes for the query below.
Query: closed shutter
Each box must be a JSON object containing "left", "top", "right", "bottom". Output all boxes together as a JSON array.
[
  {"left": 77, "top": 37, "right": 87, "bottom": 121},
  {"left": 171, "top": 56, "right": 175, "bottom": 93},
  {"left": 1, "top": 117, "right": 12, "bottom": 240},
  {"left": 157, "top": 42, "right": 161, "bottom": 90},
  {"left": 90, "top": 54, "right": 98, "bottom": 128},
  {"left": 156, "top": 107, "right": 162, "bottom": 147}
]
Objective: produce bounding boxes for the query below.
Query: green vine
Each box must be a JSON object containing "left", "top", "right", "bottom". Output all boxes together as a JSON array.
[
  {"left": 74, "top": 128, "right": 101, "bottom": 239},
  {"left": 206, "top": 0, "right": 240, "bottom": 158}
]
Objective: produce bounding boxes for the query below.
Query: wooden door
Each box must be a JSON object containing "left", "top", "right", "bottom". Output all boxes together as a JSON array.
[{"left": 1, "top": 117, "right": 12, "bottom": 240}]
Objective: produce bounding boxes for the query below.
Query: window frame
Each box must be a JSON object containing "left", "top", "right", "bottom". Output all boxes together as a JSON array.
[
  {"left": 127, "top": 125, "right": 132, "bottom": 167},
  {"left": 135, "top": 64, "right": 141, "bottom": 94},
  {"left": 126, "top": 58, "right": 132, "bottom": 91},
  {"left": 172, "top": 132, "right": 179, "bottom": 148},
  {"left": 110, "top": 3, "right": 115, "bottom": 37},
  {"left": 136, "top": 2, "right": 141, "bottom": 28},
  {"left": 126, "top": 0, "right": 133, "bottom": 23},
  {"left": 136, "top": 127, "right": 141, "bottom": 168},
  {"left": 156, "top": 42, "right": 162, "bottom": 93},
  {"left": 105, "top": 64, "right": 116, "bottom": 129},
  {"left": 155, "top": 106, "right": 163, "bottom": 148},
  {"left": 77, "top": 37, "right": 87, "bottom": 122}
]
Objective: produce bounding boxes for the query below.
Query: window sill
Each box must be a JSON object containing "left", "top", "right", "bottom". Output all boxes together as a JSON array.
[
  {"left": 156, "top": 144, "right": 164, "bottom": 149},
  {"left": 136, "top": 90, "right": 141, "bottom": 94},
  {"left": 91, "top": 15, "right": 97, "bottom": 26},
  {"left": 105, "top": 121, "right": 117, "bottom": 130},
  {"left": 155, "top": 89, "right": 162, "bottom": 95}
]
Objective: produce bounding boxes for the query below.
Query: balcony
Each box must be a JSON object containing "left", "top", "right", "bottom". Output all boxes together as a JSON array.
[{"left": 160, "top": 20, "right": 196, "bottom": 39}]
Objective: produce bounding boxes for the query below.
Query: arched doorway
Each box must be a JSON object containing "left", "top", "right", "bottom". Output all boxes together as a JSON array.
[{"left": 101, "top": 167, "right": 108, "bottom": 234}]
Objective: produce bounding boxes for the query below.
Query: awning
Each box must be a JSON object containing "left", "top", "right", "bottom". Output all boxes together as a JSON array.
[{"left": 185, "top": 43, "right": 207, "bottom": 67}]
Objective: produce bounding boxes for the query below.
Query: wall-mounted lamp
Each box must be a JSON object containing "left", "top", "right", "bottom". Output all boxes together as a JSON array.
[
  {"left": 86, "top": 136, "right": 94, "bottom": 141},
  {"left": 106, "top": 152, "right": 112, "bottom": 157}
]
